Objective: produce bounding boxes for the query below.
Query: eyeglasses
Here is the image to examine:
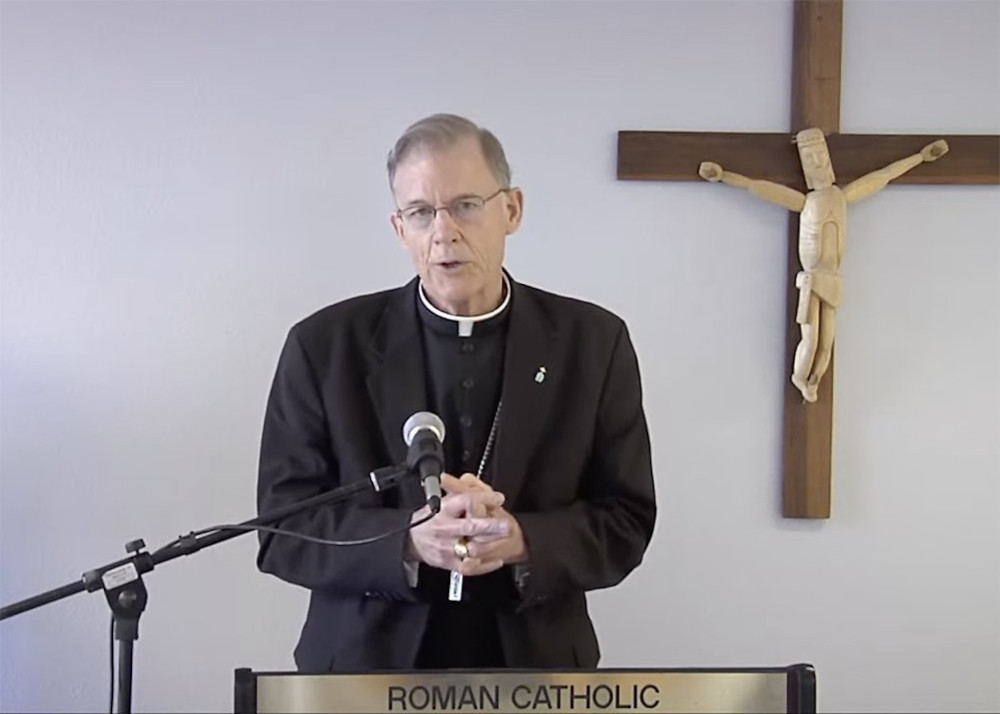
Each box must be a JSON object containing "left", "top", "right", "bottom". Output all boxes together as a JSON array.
[{"left": 396, "top": 188, "right": 507, "bottom": 231}]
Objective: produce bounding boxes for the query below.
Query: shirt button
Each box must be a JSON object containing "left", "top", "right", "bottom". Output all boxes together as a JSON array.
[
  {"left": 462, "top": 377, "right": 475, "bottom": 389},
  {"left": 460, "top": 415, "right": 473, "bottom": 427},
  {"left": 461, "top": 342, "right": 475, "bottom": 353}
]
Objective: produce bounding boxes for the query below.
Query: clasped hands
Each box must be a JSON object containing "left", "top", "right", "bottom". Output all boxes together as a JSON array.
[{"left": 406, "top": 473, "right": 527, "bottom": 577}]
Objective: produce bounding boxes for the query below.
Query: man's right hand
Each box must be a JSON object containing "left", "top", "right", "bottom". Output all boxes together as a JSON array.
[{"left": 406, "top": 489, "right": 510, "bottom": 576}]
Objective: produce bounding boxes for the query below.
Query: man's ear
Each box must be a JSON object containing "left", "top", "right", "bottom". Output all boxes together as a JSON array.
[
  {"left": 390, "top": 213, "right": 406, "bottom": 245},
  {"left": 504, "top": 187, "right": 524, "bottom": 234}
]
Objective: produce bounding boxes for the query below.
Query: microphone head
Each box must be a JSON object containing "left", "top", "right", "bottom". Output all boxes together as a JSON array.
[{"left": 402, "top": 411, "right": 446, "bottom": 446}]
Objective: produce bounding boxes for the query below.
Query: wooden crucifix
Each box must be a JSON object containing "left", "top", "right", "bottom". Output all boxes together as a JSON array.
[{"left": 617, "top": 0, "right": 1000, "bottom": 519}]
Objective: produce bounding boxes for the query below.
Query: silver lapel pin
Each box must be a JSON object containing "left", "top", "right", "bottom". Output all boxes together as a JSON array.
[{"left": 534, "top": 366, "right": 547, "bottom": 384}]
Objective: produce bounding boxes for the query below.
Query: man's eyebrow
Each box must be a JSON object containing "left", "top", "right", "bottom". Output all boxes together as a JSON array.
[{"left": 400, "top": 192, "right": 482, "bottom": 208}]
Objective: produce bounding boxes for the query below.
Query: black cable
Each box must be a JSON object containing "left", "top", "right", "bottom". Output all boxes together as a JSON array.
[
  {"left": 108, "top": 614, "right": 114, "bottom": 714},
  {"left": 153, "top": 509, "right": 435, "bottom": 556}
]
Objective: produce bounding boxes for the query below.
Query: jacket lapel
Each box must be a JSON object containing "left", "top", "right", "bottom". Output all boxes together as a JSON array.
[
  {"left": 492, "top": 283, "right": 557, "bottom": 506},
  {"left": 365, "top": 278, "right": 427, "bottom": 468}
]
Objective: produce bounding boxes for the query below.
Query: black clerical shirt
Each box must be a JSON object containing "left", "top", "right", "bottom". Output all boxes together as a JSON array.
[
  {"left": 412, "top": 280, "right": 518, "bottom": 668},
  {"left": 417, "top": 288, "right": 507, "bottom": 483}
]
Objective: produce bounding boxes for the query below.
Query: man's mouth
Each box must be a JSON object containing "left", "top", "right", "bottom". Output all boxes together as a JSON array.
[{"left": 438, "top": 260, "right": 465, "bottom": 269}]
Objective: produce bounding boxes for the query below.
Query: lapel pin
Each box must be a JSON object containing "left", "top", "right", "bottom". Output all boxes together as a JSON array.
[{"left": 535, "top": 367, "right": 547, "bottom": 384}]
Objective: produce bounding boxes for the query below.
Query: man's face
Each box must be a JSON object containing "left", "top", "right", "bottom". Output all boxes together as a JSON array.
[{"left": 390, "top": 137, "right": 523, "bottom": 316}]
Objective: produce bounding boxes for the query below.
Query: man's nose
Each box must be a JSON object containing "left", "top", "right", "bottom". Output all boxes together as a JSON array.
[{"left": 431, "top": 208, "right": 461, "bottom": 241}]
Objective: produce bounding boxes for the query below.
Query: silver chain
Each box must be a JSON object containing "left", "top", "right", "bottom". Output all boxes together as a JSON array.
[{"left": 475, "top": 400, "right": 502, "bottom": 481}]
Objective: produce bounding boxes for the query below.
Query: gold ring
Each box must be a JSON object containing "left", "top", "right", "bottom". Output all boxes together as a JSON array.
[{"left": 453, "top": 539, "right": 469, "bottom": 560}]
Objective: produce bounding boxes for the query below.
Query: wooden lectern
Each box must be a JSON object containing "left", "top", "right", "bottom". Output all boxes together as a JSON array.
[{"left": 234, "top": 663, "right": 816, "bottom": 713}]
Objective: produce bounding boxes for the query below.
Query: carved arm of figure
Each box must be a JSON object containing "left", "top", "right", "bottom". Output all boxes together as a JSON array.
[
  {"left": 842, "top": 139, "right": 949, "bottom": 204},
  {"left": 699, "top": 161, "right": 807, "bottom": 212}
]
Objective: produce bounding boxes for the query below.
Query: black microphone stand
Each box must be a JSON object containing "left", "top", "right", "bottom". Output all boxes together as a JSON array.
[{"left": 0, "top": 460, "right": 431, "bottom": 714}]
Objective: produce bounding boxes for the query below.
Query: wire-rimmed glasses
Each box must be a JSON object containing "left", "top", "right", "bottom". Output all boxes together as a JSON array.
[{"left": 396, "top": 188, "right": 507, "bottom": 231}]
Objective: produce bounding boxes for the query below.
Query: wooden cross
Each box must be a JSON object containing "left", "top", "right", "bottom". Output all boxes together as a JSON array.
[{"left": 616, "top": 0, "right": 1000, "bottom": 519}]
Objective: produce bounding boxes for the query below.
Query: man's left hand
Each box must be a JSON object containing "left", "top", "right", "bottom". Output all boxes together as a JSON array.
[{"left": 442, "top": 473, "right": 529, "bottom": 565}]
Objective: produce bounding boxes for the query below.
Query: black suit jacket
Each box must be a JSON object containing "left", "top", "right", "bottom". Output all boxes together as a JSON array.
[{"left": 256, "top": 275, "right": 656, "bottom": 672}]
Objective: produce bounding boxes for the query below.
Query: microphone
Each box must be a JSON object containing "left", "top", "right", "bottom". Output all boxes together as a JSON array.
[{"left": 402, "top": 412, "right": 446, "bottom": 513}]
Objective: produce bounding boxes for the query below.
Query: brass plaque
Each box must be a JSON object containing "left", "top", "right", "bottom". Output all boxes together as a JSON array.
[{"left": 256, "top": 670, "right": 790, "bottom": 713}]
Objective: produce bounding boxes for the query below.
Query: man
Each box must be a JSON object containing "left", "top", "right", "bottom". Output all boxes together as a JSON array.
[{"left": 256, "top": 113, "right": 656, "bottom": 672}]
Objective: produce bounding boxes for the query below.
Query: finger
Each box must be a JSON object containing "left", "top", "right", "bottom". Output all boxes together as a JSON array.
[
  {"left": 466, "top": 532, "right": 504, "bottom": 544},
  {"left": 439, "top": 492, "right": 474, "bottom": 517},
  {"left": 462, "top": 517, "right": 509, "bottom": 539},
  {"left": 467, "top": 491, "right": 504, "bottom": 520},
  {"left": 468, "top": 500, "right": 488, "bottom": 518},
  {"left": 440, "top": 491, "right": 505, "bottom": 518},
  {"left": 464, "top": 538, "right": 504, "bottom": 561},
  {"left": 457, "top": 558, "right": 505, "bottom": 577},
  {"left": 468, "top": 491, "right": 506, "bottom": 518},
  {"left": 442, "top": 473, "right": 488, "bottom": 494},
  {"left": 444, "top": 483, "right": 497, "bottom": 517},
  {"left": 459, "top": 473, "right": 493, "bottom": 491},
  {"left": 439, "top": 492, "right": 483, "bottom": 517},
  {"left": 436, "top": 517, "right": 511, "bottom": 539},
  {"left": 470, "top": 490, "right": 505, "bottom": 509},
  {"left": 441, "top": 474, "right": 470, "bottom": 494}
]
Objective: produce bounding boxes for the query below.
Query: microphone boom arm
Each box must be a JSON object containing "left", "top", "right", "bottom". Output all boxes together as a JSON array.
[{"left": 0, "top": 462, "right": 416, "bottom": 713}]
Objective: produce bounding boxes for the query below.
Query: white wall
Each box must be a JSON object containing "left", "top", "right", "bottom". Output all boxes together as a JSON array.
[{"left": 1, "top": 1, "right": 997, "bottom": 711}]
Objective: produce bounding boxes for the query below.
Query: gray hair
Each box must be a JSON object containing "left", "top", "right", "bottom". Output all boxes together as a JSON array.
[{"left": 386, "top": 113, "right": 512, "bottom": 190}]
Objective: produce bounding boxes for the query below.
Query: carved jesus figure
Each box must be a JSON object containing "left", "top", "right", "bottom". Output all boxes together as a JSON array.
[{"left": 699, "top": 128, "right": 948, "bottom": 402}]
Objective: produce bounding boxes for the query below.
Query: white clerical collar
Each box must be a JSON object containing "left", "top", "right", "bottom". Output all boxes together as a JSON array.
[{"left": 418, "top": 274, "right": 511, "bottom": 337}]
